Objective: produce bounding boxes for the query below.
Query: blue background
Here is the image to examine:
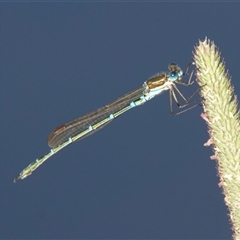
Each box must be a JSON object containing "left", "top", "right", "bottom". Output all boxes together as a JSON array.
[{"left": 1, "top": 2, "right": 239, "bottom": 239}]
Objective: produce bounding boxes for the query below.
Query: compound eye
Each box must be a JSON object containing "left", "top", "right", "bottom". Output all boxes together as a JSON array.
[{"left": 168, "top": 71, "right": 178, "bottom": 81}]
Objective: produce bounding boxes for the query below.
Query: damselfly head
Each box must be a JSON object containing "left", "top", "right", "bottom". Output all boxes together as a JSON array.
[{"left": 167, "top": 63, "right": 183, "bottom": 82}]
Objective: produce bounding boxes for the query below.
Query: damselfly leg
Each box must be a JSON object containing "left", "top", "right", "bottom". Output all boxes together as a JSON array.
[{"left": 169, "top": 62, "right": 200, "bottom": 116}]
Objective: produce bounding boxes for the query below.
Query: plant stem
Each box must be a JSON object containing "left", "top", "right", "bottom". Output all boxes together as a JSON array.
[{"left": 194, "top": 38, "right": 240, "bottom": 240}]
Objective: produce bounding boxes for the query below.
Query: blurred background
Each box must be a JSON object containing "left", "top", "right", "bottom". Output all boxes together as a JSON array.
[{"left": 1, "top": 2, "right": 238, "bottom": 239}]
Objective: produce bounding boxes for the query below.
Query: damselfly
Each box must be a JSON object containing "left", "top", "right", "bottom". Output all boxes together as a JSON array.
[{"left": 14, "top": 62, "right": 197, "bottom": 182}]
